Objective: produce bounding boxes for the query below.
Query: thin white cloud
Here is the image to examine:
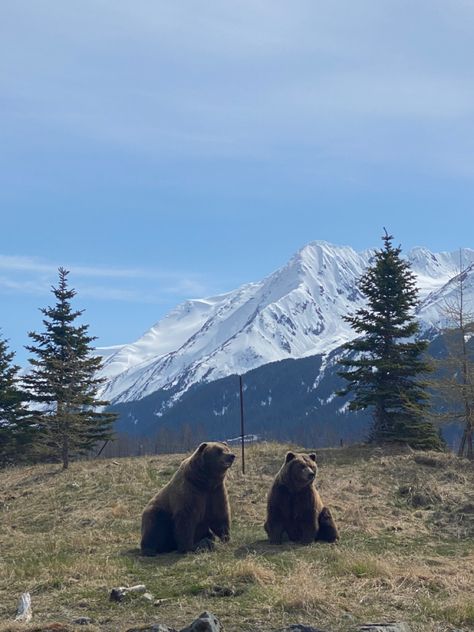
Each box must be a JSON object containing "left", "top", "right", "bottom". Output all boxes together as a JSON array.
[
  {"left": 0, "top": 275, "right": 50, "bottom": 295},
  {"left": 0, "top": 255, "right": 210, "bottom": 302},
  {"left": 76, "top": 285, "right": 166, "bottom": 304},
  {"left": 0, "top": 254, "right": 204, "bottom": 282},
  {"left": 0, "top": 255, "right": 58, "bottom": 275}
]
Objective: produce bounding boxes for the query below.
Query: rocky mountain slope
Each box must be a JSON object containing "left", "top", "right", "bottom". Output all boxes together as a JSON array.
[{"left": 99, "top": 242, "right": 474, "bottom": 418}]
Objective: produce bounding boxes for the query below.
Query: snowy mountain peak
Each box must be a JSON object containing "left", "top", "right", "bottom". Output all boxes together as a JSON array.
[
  {"left": 410, "top": 246, "right": 473, "bottom": 270},
  {"left": 294, "top": 240, "right": 364, "bottom": 269},
  {"left": 99, "top": 241, "right": 474, "bottom": 405},
  {"left": 408, "top": 247, "right": 474, "bottom": 301}
]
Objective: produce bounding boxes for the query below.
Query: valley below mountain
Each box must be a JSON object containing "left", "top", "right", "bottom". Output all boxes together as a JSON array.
[{"left": 98, "top": 241, "right": 474, "bottom": 445}]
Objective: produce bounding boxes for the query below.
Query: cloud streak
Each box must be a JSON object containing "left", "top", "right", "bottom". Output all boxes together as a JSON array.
[{"left": 0, "top": 255, "right": 209, "bottom": 302}]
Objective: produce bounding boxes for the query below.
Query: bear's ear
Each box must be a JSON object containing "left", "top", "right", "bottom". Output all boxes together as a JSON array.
[
  {"left": 285, "top": 451, "right": 296, "bottom": 463},
  {"left": 197, "top": 442, "right": 208, "bottom": 453},
  {"left": 309, "top": 453, "right": 317, "bottom": 462}
]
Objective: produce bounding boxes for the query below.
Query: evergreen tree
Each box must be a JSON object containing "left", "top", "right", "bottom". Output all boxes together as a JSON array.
[
  {"left": 338, "top": 230, "right": 442, "bottom": 450},
  {"left": 0, "top": 332, "right": 33, "bottom": 466},
  {"left": 23, "top": 268, "right": 116, "bottom": 469}
]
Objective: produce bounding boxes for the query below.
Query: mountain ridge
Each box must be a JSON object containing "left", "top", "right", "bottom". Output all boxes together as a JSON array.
[{"left": 98, "top": 241, "right": 474, "bottom": 411}]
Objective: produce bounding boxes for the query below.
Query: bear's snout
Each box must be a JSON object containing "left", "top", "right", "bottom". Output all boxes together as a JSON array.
[{"left": 306, "top": 468, "right": 316, "bottom": 481}]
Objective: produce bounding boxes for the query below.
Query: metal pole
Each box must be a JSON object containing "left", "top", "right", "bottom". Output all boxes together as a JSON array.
[
  {"left": 96, "top": 440, "right": 109, "bottom": 457},
  {"left": 239, "top": 374, "right": 245, "bottom": 475}
]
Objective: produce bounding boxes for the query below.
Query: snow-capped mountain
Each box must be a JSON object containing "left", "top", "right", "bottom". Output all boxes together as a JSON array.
[{"left": 98, "top": 241, "right": 474, "bottom": 406}]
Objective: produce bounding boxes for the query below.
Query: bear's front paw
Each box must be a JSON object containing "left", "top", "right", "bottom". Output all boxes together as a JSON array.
[
  {"left": 319, "top": 507, "right": 331, "bottom": 520},
  {"left": 317, "top": 506, "right": 339, "bottom": 543}
]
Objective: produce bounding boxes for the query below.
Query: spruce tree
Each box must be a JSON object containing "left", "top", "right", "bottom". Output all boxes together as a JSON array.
[
  {"left": 0, "top": 333, "right": 33, "bottom": 467},
  {"left": 23, "top": 268, "right": 116, "bottom": 469},
  {"left": 338, "top": 230, "right": 442, "bottom": 450}
]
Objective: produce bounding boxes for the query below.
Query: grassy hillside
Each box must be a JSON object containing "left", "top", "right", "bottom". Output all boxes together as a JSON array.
[{"left": 0, "top": 444, "right": 473, "bottom": 632}]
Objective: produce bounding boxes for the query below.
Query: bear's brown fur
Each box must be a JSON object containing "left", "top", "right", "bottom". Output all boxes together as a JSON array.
[
  {"left": 264, "top": 451, "right": 339, "bottom": 544},
  {"left": 141, "top": 441, "right": 235, "bottom": 555}
]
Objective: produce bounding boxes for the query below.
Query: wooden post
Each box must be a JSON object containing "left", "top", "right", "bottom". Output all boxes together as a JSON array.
[{"left": 239, "top": 374, "right": 245, "bottom": 475}]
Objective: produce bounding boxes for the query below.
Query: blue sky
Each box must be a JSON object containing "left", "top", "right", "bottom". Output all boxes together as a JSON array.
[{"left": 1, "top": 1, "right": 474, "bottom": 365}]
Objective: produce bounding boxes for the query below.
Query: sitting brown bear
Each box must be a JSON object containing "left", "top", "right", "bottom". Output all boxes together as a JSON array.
[
  {"left": 141, "top": 441, "right": 235, "bottom": 555},
  {"left": 264, "top": 451, "right": 339, "bottom": 544}
]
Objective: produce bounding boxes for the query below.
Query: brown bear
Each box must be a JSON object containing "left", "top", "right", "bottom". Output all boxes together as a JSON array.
[
  {"left": 141, "top": 441, "right": 235, "bottom": 555},
  {"left": 264, "top": 451, "right": 339, "bottom": 544}
]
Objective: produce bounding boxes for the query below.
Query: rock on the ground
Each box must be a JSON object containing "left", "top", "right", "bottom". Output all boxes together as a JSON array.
[
  {"left": 72, "top": 617, "right": 93, "bottom": 625},
  {"left": 179, "top": 611, "right": 222, "bottom": 632},
  {"left": 142, "top": 592, "right": 155, "bottom": 602}
]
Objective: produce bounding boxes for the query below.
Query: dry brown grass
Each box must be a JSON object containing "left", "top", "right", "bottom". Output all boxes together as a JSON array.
[
  {"left": 229, "top": 556, "right": 277, "bottom": 587},
  {"left": 0, "top": 443, "right": 473, "bottom": 631}
]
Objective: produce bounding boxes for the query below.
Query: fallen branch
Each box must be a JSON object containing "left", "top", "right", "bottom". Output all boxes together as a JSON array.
[{"left": 110, "top": 584, "right": 147, "bottom": 602}]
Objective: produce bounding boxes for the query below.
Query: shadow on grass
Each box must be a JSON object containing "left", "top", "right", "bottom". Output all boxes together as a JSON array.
[
  {"left": 233, "top": 539, "right": 301, "bottom": 558},
  {"left": 120, "top": 547, "right": 193, "bottom": 568},
  {"left": 234, "top": 536, "right": 340, "bottom": 559}
]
